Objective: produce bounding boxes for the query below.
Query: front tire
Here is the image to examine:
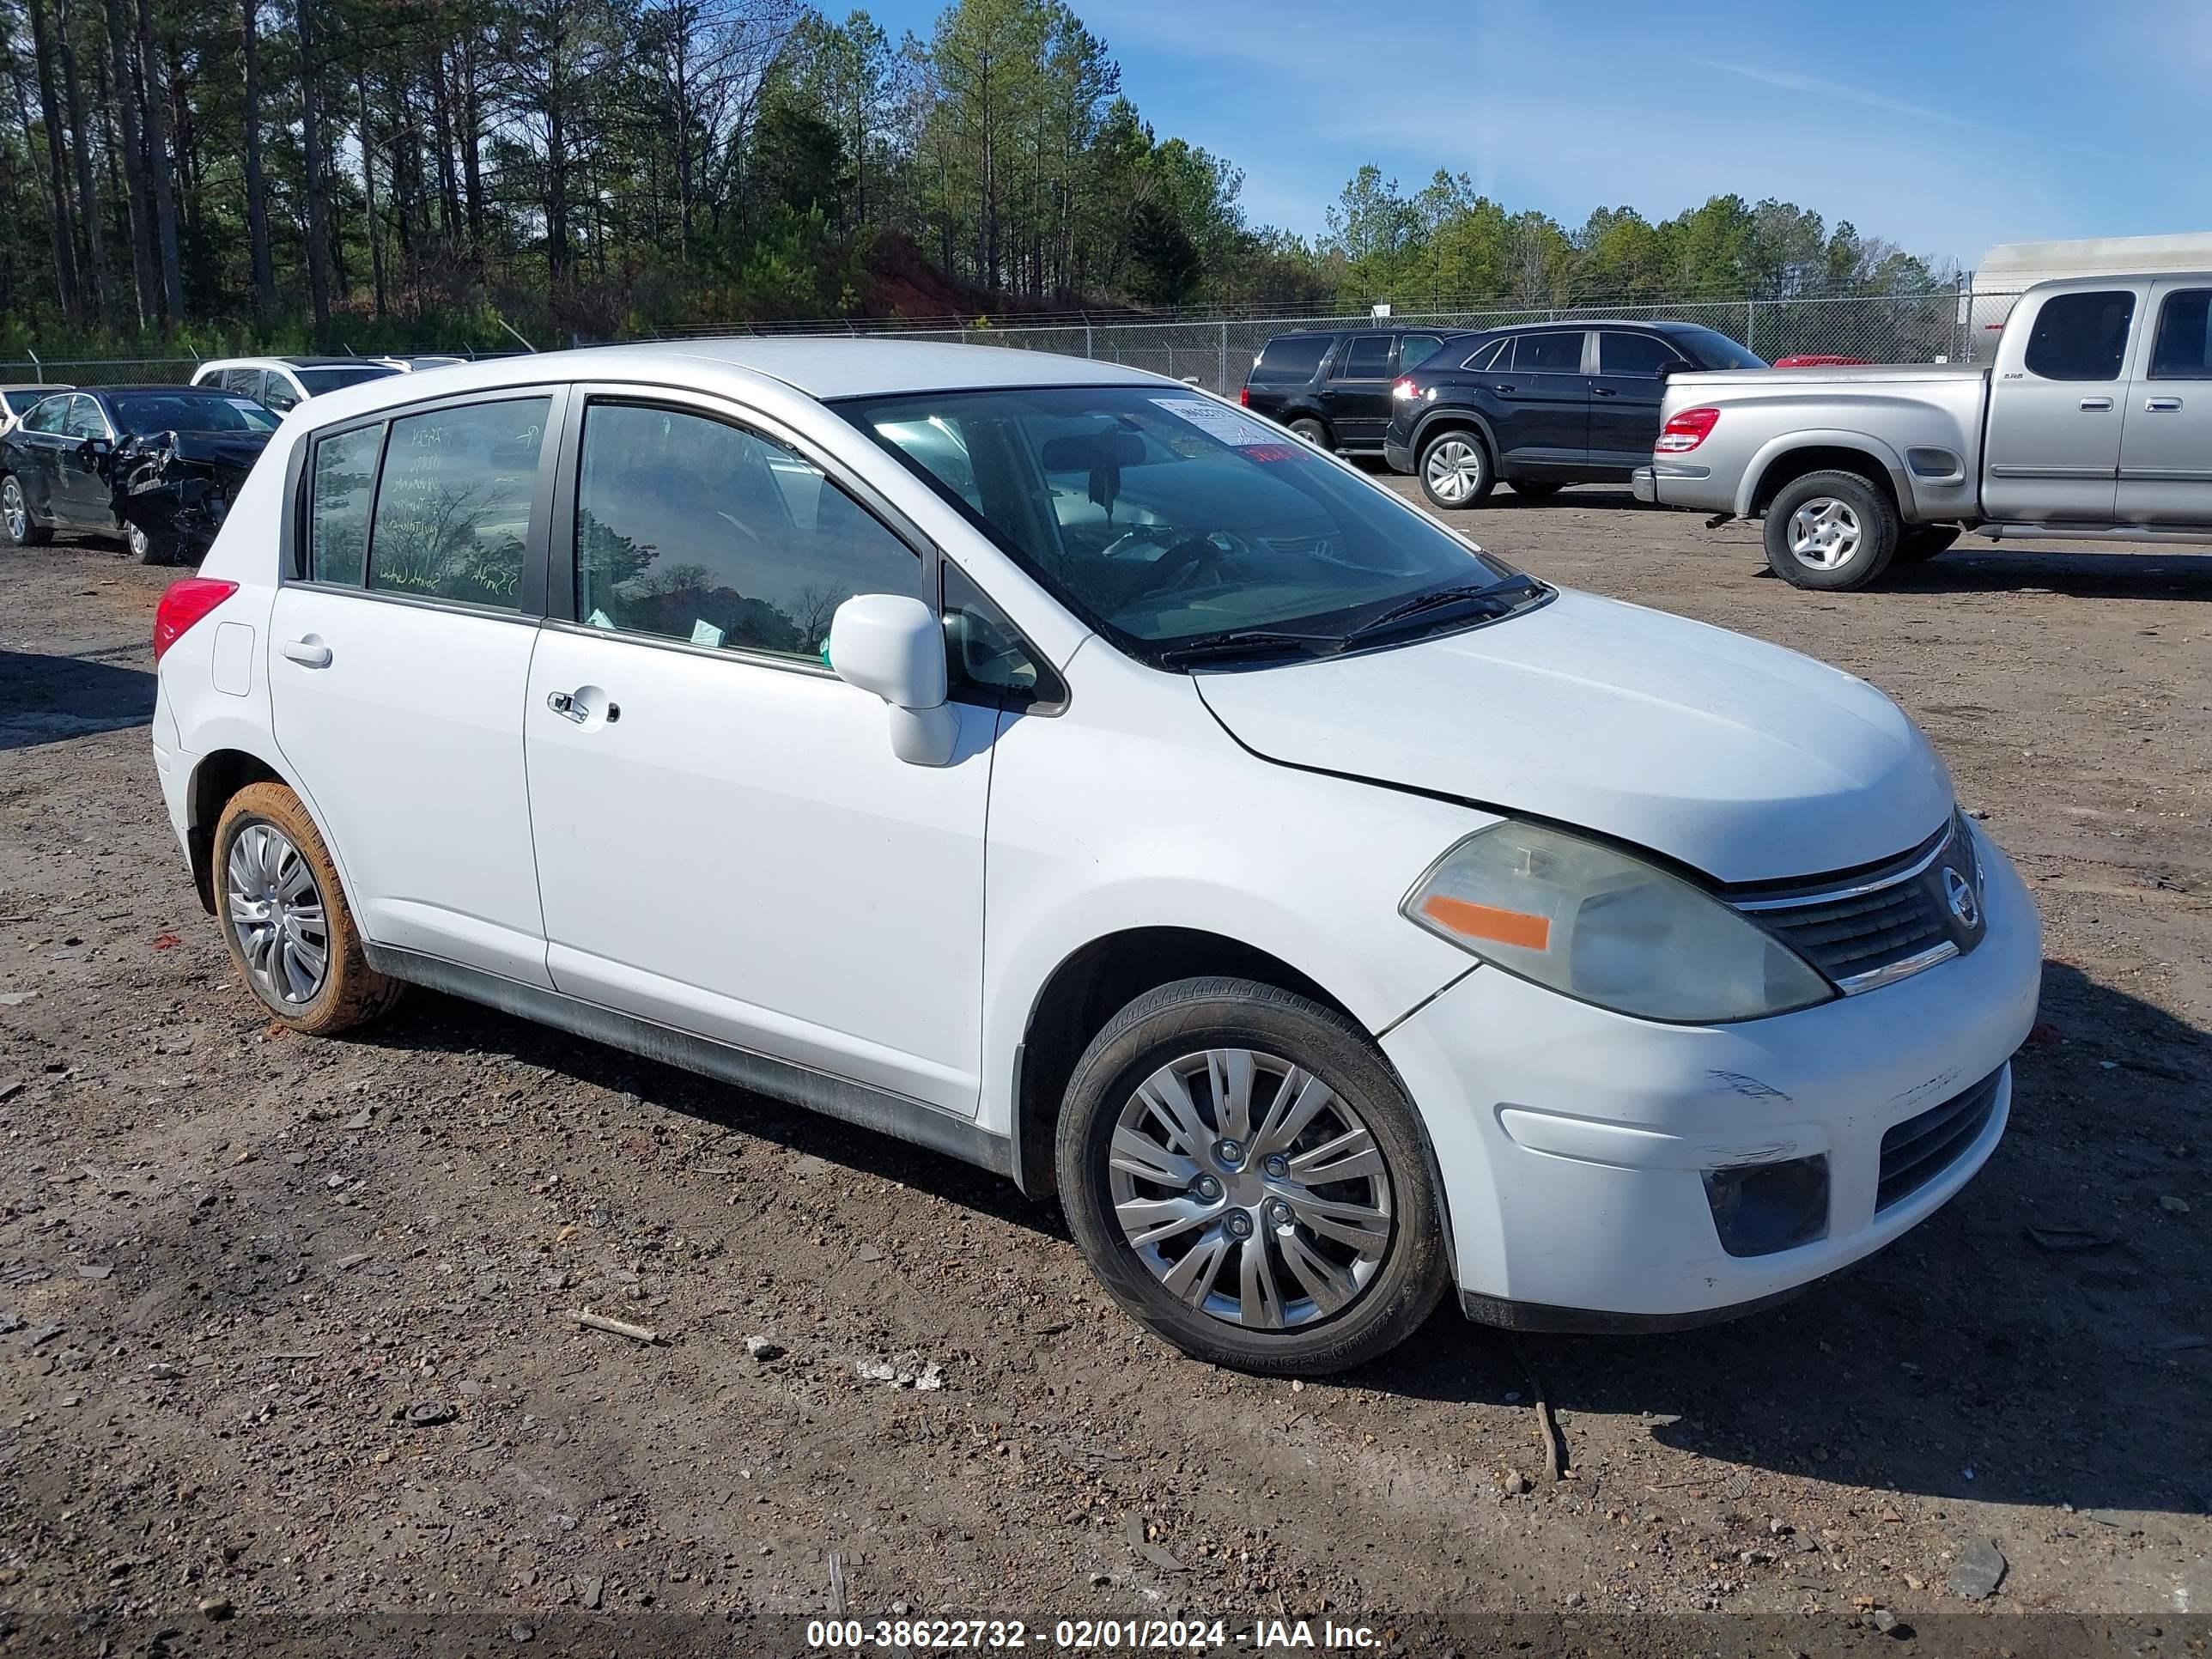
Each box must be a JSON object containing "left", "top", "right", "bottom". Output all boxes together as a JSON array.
[
  {"left": 126, "top": 520, "right": 176, "bottom": 565},
  {"left": 1418, "top": 429, "right": 1493, "bottom": 509},
  {"left": 1055, "top": 977, "right": 1449, "bottom": 1376},
  {"left": 1, "top": 474, "right": 52, "bottom": 546},
  {"left": 1762, "top": 469, "right": 1900, "bottom": 591},
  {"left": 213, "top": 781, "right": 404, "bottom": 1035}
]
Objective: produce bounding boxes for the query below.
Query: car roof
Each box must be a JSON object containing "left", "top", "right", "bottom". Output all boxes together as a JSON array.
[
  {"left": 290, "top": 338, "right": 1170, "bottom": 407},
  {"left": 1, "top": 382, "right": 70, "bottom": 392},
  {"left": 94, "top": 384, "right": 257, "bottom": 398},
  {"left": 199, "top": 356, "right": 397, "bottom": 370}
]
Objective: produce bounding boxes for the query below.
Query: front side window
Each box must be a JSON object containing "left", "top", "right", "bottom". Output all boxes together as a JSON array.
[
  {"left": 2024, "top": 290, "right": 2136, "bottom": 381},
  {"left": 367, "top": 397, "right": 547, "bottom": 611},
  {"left": 64, "top": 396, "right": 107, "bottom": 440},
  {"left": 1514, "top": 332, "right": 1586, "bottom": 374},
  {"left": 848, "top": 386, "right": 1539, "bottom": 666},
  {"left": 2148, "top": 289, "right": 2212, "bottom": 380},
  {"left": 308, "top": 424, "right": 385, "bottom": 586},
  {"left": 261, "top": 374, "right": 301, "bottom": 413},
  {"left": 1671, "top": 327, "right": 1766, "bottom": 371},
  {"left": 1337, "top": 336, "right": 1393, "bottom": 379},
  {"left": 575, "top": 402, "right": 918, "bottom": 661},
  {"left": 1599, "top": 332, "right": 1683, "bottom": 377}
]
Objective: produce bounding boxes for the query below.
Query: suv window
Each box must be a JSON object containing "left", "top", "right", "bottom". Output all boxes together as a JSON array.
[
  {"left": 575, "top": 402, "right": 918, "bottom": 662},
  {"left": 1397, "top": 334, "right": 1444, "bottom": 372},
  {"left": 1513, "top": 333, "right": 1585, "bottom": 374},
  {"left": 222, "top": 368, "right": 265, "bottom": 398},
  {"left": 1251, "top": 335, "right": 1333, "bottom": 383},
  {"left": 366, "top": 397, "right": 547, "bottom": 611},
  {"left": 1599, "top": 332, "right": 1682, "bottom": 377},
  {"left": 2024, "top": 290, "right": 2136, "bottom": 381},
  {"left": 307, "top": 424, "right": 386, "bottom": 586},
  {"left": 1336, "top": 335, "right": 1393, "bottom": 379},
  {"left": 261, "top": 373, "right": 302, "bottom": 413},
  {"left": 2148, "top": 289, "right": 2212, "bottom": 380}
]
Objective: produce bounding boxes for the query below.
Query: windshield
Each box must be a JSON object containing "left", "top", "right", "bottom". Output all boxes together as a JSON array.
[
  {"left": 295, "top": 365, "right": 402, "bottom": 393},
  {"left": 1671, "top": 327, "right": 1767, "bottom": 371},
  {"left": 842, "top": 386, "right": 1540, "bottom": 665},
  {"left": 111, "top": 392, "right": 279, "bottom": 434}
]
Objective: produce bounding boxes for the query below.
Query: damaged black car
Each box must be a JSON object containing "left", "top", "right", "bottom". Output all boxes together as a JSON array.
[{"left": 0, "top": 385, "right": 278, "bottom": 565}]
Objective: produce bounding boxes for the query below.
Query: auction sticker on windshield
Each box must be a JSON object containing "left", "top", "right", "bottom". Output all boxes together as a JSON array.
[{"left": 1149, "top": 396, "right": 1285, "bottom": 451}]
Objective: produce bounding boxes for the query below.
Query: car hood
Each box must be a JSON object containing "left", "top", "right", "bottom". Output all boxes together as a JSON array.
[{"left": 1193, "top": 588, "right": 1954, "bottom": 884}]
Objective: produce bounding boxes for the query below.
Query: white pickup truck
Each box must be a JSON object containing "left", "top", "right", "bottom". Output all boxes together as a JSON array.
[{"left": 1633, "top": 272, "right": 2212, "bottom": 590}]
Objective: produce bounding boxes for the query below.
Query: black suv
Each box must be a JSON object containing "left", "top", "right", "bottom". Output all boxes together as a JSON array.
[
  {"left": 1383, "top": 320, "right": 1764, "bottom": 507},
  {"left": 1239, "top": 327, "right": 1451, "bottom": 456}
]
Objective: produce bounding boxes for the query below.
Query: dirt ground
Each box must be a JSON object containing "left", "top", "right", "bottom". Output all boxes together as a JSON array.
[{"left": 1, "top": 488, "right": 2207, "bottom": 1654}]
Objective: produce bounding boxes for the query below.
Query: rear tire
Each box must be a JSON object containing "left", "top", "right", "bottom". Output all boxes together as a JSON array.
[
  {"left": 1762, "top": 470, "right": 1900, "bottom": 591},
  {"left": 1286, "top": 416, "right": 1331, "bottom": 450},
  {"left": 1896, "top": 525, "right": 1961, "bottom": 563},
  {"left": 212, "top": 781, "right": 404, "bottom": 1035},
  {"left": 1418, "top": 429, "right": 1494, "bottom": 509},
  {"left": 1055, "top": 976, "right": 1450, "bottom": 1376},
  {"left": 1511, "top": 479, "right": 1564, "bottom": 499},
  {"left": 1, "top": 475, "right": 52, "bottom": 546}
]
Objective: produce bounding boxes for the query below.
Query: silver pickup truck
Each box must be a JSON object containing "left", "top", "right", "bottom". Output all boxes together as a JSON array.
[{"left": 1633, "top": 272, "right": 2212, "bottom": 589}]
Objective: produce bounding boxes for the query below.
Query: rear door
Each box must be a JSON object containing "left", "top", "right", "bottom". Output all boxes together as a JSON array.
[
  {"left": 8, "top": 394, "right": 73, "bottom": 519},
  {"left": 2117, "top": 282, "right": 2212, "bottom": 527},
  {"left": 1318, "top": 333, "right": 1398, "bottom": 447},
  {"left": 1589, "top": 331, "right": 1685, "bottom": 471},
  {"left": 1489, "top": 331, "right": 1592, "bottom": 471},
  {"left": 267, "top": 386, "right": 564, "bottom": 986},
  {"left": 1983, "top": 285, "right": 2144, "bottom": 522}
]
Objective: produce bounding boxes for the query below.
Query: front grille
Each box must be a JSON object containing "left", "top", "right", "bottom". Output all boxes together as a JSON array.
[
  {"left": 1877, "top": 1067, "right": 2003, "bottom": 1211},
  {"left": 1729, "top": 814, "right": 1984, "bottom": 994}
]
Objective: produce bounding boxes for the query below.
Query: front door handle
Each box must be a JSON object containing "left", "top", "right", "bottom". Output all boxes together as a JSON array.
[
  {"left": 1494, "top": 383, "right": 1516, "bottom": 394},
  {"left": 280, "top": 636, "right": 332, "bottom": 668},
  {"left": 2145, "top": 396, "right": 2184, "bottom": 411},
  {"left": 547, "top": 688, "right": 621, "bottom": 726},
  {"left": 1591, "top": 386, "right": 1618, "bottom": 397},
  {"left": 2079, "top": 397, "right": 2113, "bottom": 411}
]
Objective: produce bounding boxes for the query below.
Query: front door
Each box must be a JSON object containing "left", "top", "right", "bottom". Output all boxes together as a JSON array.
[
  {"left": 1983, "top": 285, "right": 2143, "bottom": 523},
  {"left": 57, "top": 395, "right": 116, "bottom": 528},
  {"left": 1588, "top": 331, "right": 1684, "bottom": 473},
  {"left": 2118, "top": 282, "right": 2212, "bottom": 527},
  {"left": 1319, "top": 334, "right": 1398, "bottom": 447},
  {"left": 268, "top": 388, "right": 562, "bottom": 986},
  {"left": 1490, "top": 331, "right": 1591, "bottom": 471},
  {"left": 522, "top": 393, "right": 995, "bottom": 1115}
]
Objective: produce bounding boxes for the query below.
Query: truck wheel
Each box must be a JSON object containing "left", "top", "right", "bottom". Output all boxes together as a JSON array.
[
  {"left": 1896, "top": 525, "right": 1961, "bottom": 563},
  {"left": 1763, "top": 471, "right": 1899, "bottom": 591},
  {"left": 1287, "top": 416, "right": 1332, "bottom": 450},
  {"left": 1419, "top": 430, "right": 1494, "bottom": 509}
]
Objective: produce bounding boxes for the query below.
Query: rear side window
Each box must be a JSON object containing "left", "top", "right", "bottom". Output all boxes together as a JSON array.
[
  {"left": 222, "top": 368, "right": 265, "bottom": 398},
  {"left": 574, "top": 402, "right": 918, "bottom": 661},
  {"left": 21, "top": 397, "right": 70, "bottom": 434},
  {"left": 2024, "top": 290, "right": 2135, "bottom": 381},
  {"left": 1252, "top": 335, "right": 1332, "bottom": 382},
  {"left": 1599, "top": 332, "right": 1682, "bottom": 376},
  {"left": 2148, "top": 289, "right": 2212, "bottom": 380},
  {"left": 1513, "top": 333, "right": 1585, "bottom": 373},
  {"left": 1397, "top": 334, "right": 1444, "bottom": 371},
  {"left": 308, "top": 424, "right": 385, "bottom": 586},
  {"left": 367, "top": 397, "right": 548, "bottom": 611},
  {"left": 1336, "top": 336, "right": 1393, "bottom": 379},
  {"left": 261, "top": 374, "right": 301, "bottom": 413}
]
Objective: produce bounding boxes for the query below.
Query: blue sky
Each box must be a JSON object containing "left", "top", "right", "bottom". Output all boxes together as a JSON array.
[{"left": 859, "top": 0, "right": 2212, "bottom": 270}]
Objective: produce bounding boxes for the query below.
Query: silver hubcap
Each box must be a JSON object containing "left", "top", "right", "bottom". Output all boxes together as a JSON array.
[
  {"left": 1788, "top": 497, "right": 1862, "bottom": 568},
  {"left": 225, "top": 823, "right": 330, "bottom": 1006},
  {"left": 2, "top": 479, "right": 25, "bottom": 539},
  {"left": 1423, "top": 440, "right": 1483, "bottom": 504},
  {"left": 127, "top": 523, "right": 148, "bottom": 556},
  {"left": 1108, "top": 1048, "right": 1395, "bottom": 1332}
]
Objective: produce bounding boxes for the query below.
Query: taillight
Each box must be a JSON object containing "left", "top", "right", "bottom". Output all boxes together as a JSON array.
[
  {"left": 153, "top": 577, "right": 238, "bottom": 662},
  {"left": 1238, "top": 386, "right": 1251, "bottom": 406},
  {"left": 1391, "top": 377, "right": 1419, "bottom": 400},
  {"left": 1656, "top": 406, "right": 1720, "bottom": 453}
]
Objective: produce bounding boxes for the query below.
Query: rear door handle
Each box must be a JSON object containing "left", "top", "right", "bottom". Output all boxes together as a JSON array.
[
  {"left": 2145, "top": 396, "right": 2184, "bottom": 411},
  {"left": 2079, "top": 397, "right": 2113, "bottom": 410},
  {"left": 1591, "top": 386, "right": 1618, "bottom": 397},
  {"left": 280, "top": 636, "right": 331, "bottom": 668}
]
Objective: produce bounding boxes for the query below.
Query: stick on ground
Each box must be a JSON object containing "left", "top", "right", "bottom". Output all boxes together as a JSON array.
[{"left": 568, "top": 1310, "right": 662, "bottom": 1345}]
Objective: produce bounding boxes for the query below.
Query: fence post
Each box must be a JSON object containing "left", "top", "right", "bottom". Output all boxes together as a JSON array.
[
  {"left": 1746, "top": 299, "right": 1756, "bottom": 356},
  {"left": 26, "top": 349, "right": 39, "bottom": 375},
  {"left": 1219, "top": 321, "right": 1228, "bottom": 393},
  {"left": 1085, "top": 315, "right": 1093, "bottom": 359}
]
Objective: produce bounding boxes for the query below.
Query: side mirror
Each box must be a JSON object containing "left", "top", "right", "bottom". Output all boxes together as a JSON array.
[{"left": 827, "top": 593, "right": 958, "bottom": 767}]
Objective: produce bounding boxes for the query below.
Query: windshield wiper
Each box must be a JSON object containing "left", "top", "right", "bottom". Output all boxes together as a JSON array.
[
  {"left": 1338, "top": 574, "right": 1550, "bottom": 645},
  {"left": 1156, "top": 628, "right": 1346, "bottom": 667}
]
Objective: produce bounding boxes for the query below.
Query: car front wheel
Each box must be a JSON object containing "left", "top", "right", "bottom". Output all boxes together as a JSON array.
[
  {"left": 1, "top": 475, "right": 52, "bottom": 546},
  {"left": 126, "top": 520, "right": 177, "bottom": 565},
  {"left": 1762, "top": 469, "right": 1900, "bottom": 591},
  {"left": 1055, "top": 977, "right": 1449, "bottom": 1375},
  {"left": 1418, "top": 430, "right": 1493, "bottom": 509}
]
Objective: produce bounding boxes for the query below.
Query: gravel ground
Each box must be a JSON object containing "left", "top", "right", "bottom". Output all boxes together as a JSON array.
[{"left": 1, "top": 489, "right": 2206, "bottom": 1653}]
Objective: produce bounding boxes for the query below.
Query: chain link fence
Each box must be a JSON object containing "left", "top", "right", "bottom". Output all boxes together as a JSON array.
[{"left": 3, "top": 289, "right": 2025, "bottom": 398}]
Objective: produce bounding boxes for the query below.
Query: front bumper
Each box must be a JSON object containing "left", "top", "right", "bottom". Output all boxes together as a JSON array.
[
  {"left": 1383, "top": 437, "right": 1414, "bottom": 474},
  {"left": 1381, "top": 824, "right": 2041, "bottom": 1325}
]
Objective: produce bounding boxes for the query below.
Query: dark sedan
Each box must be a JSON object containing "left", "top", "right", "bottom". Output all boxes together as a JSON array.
[
  {"left": 0, "top": 385, "right": 277, "bottom": 563},
  {"left": 1382, "top": 320, "right": 1764, "bottom": 508}
]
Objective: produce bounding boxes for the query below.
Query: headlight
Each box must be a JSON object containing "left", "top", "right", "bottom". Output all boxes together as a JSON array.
[{"left": 1402, "top": 820, "right": 1833, "bottom": 1023}]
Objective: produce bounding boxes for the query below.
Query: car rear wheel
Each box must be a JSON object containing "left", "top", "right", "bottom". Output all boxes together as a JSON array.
[
  {"left": 1, "top": 475, "right": 52, "bottom": 546},
  {"left": 1762, "top": 470, "right": 1900, "bottom": 591},
  {"left": 1055, "top": 977, "right": 1449, "bottom": 1376},
  {"left": 1286, "top": 416, "right": 1331, "bottom": 450},
  {"left": 213, "top": 781, "right": 404, "bottom": 1035},
  {"left": 1511, "top": 479, "right": 1564, "bottom": 499},
  {"left": 1418, "top": 430, "right": 1493, "bottom": 509},
  {"left": 1896, "top": 525, "right": 1961, "bottom": 562}
]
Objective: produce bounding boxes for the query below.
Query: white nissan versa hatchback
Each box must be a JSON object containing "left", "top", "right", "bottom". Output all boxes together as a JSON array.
[{"left": 149, "top": 342, "right": 2040, "bottom": 1373}]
